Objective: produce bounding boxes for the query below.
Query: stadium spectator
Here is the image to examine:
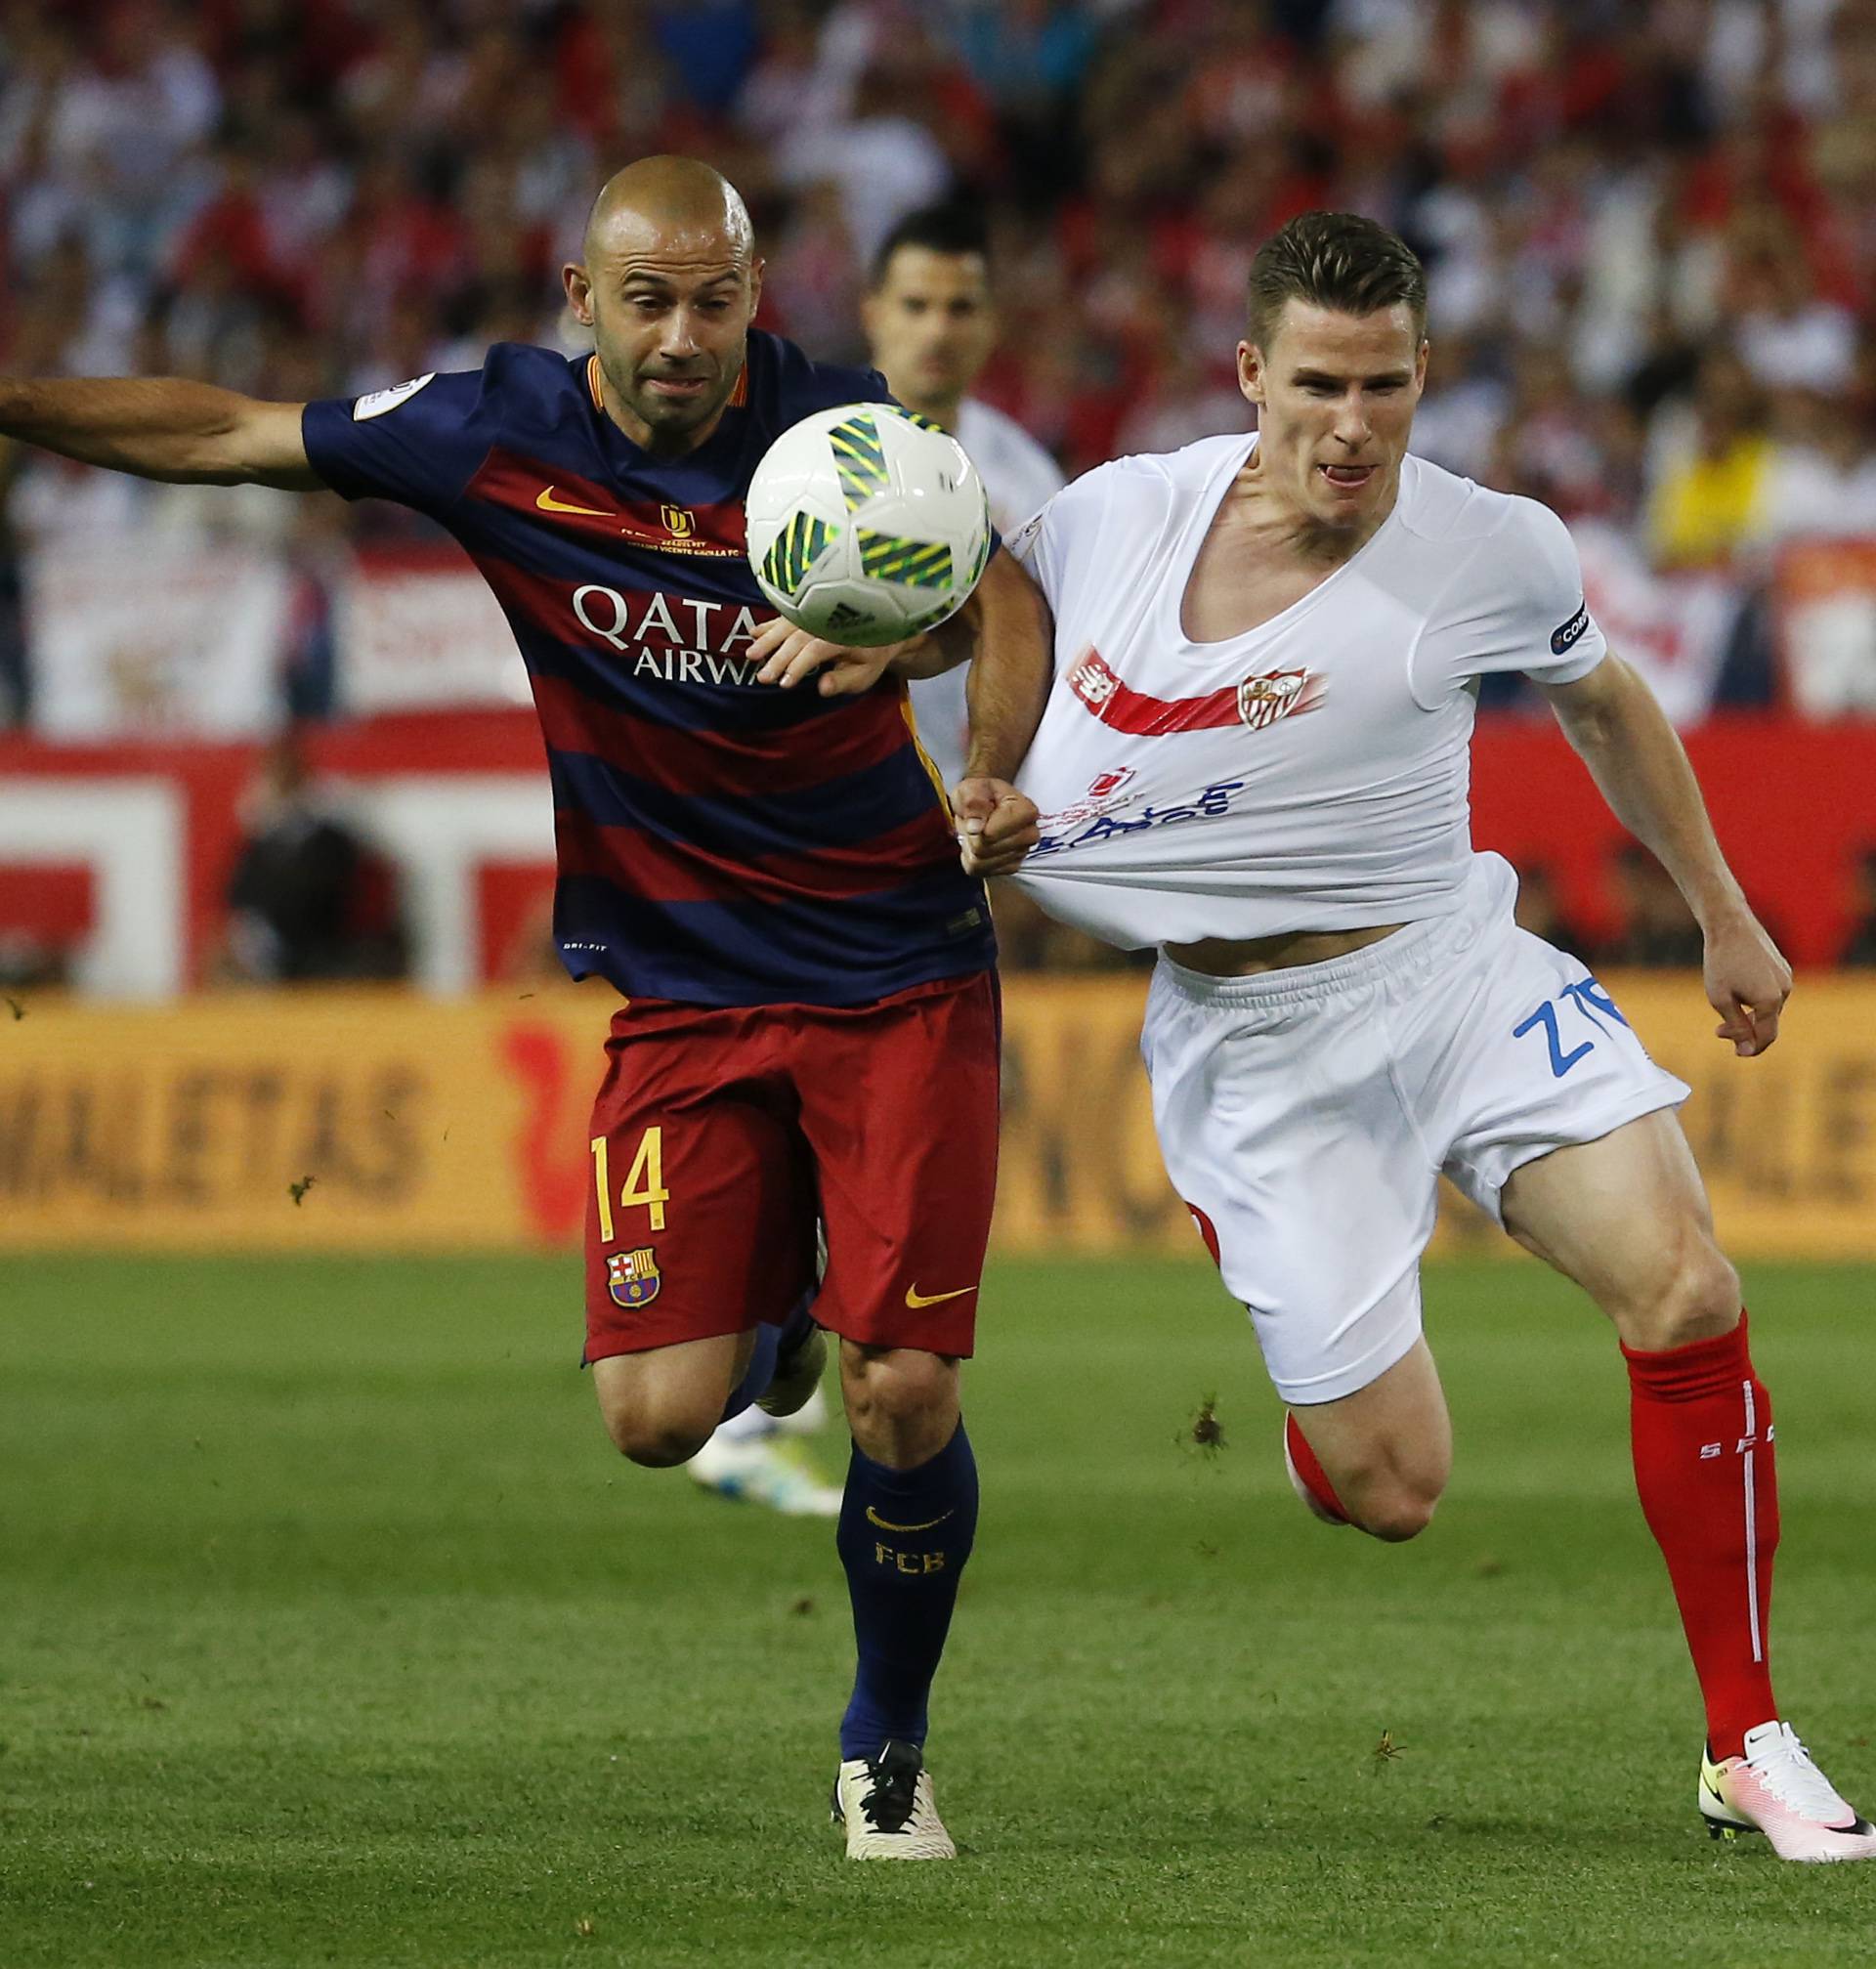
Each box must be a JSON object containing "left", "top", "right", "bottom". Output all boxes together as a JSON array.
[
  {"left": 1645, "top": 344, "right": 1780, "bottom": 573},
  {"left": 219, "top": 737, "right": 406, "bottom": 984},
  {"left": 277, "top": 497, "right": 350, "bottom": 722},
  {"left": 1511, "top": 861, "right": 1597, "bottom": 964},
  {"left": 1600, "top": 841, "right": 1710, "bottom": 969},
  {"left": 0, "top": 438, "right": 30, "bottom": 727},
  {"left": 0, "top": 931, "right": 64, "bottom": 991},
  {"left": 1838, "top": 848, "right": 1876, "bottom": 967},
  {"left": 1758, "top": 388, "right": 1876, "bottom": 544}
]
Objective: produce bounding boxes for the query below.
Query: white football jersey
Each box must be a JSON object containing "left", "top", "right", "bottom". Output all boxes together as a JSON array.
[
  {"left": 907, "top": 398, "right": 1065, "bottom": 788},
  {"left": 1005, "top": 434, "right": 1606, "bottom": 948}
]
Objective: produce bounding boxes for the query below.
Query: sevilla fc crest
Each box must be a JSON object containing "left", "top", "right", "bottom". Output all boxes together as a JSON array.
[
  {"left": 608, "top": 1247, "right": 661, "bottom": 1308},
  {"left": 1237, "top": 669, "right": 1322, "bottom": 730},
  {"left": 1086, "top": 766, "right": 1136, "bottom": 800}
]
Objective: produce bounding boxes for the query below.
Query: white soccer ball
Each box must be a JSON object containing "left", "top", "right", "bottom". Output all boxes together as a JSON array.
[{"left": 745, "top": 403, "right": 992, "bottom": 649}]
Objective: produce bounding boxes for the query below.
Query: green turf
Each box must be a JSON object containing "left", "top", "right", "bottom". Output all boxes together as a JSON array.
[{"left": 3, "top": 1255, "right": 1874, "bottom": 1967}]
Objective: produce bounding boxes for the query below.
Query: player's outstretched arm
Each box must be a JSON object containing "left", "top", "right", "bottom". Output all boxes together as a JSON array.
[
  {"left": 0, "top": 378, "right": 320, "bottom": 490},
  {"left": 958, "top": 547, "right": 1051, "bottom": 783},
  {"left": 747, "top": 546, "right": 1041, "bottom": 699},
  {"left": 1539, "top": 653, "right": 1791, "bottom": 1056}
]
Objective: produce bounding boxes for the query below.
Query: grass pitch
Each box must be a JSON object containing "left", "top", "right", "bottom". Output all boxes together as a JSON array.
[{"left": 3, "top": 1254, "right": 1875, "bottom": 1968}]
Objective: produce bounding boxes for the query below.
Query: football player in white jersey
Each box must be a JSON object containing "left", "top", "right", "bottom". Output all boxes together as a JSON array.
[
  {"left": 862, "top": 202, "right": 1066, "bottom": 790},
  {"left": 953, "top": 210, "right": 1872, "bottom": 1862}
]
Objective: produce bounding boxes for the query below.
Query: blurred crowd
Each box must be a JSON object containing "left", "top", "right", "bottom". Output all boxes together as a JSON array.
[
  {"left": 6, "top": 0, "right": 1876, "bottom": 976},
  {"left": 2, "top": 2, "right": 1874, "bottom": 533}
]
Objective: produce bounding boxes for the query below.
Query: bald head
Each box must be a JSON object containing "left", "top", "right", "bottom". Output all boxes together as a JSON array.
[
  {"left": 564, "top": 155, "right": 764, "bottom": 457},
  {"left": 582, "top": 155, "right": 754, "bottom": 269}
]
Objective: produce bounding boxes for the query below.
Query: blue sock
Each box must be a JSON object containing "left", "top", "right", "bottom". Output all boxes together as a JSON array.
[
  {"left": 718, "top": 1321, "right": 780, "bottom": 1425},
  {"left": 836, "top": 1421, "right": 978, "bottom": 1758},
  {"left": 717, "top": 1294, "right": 814, "bottom": 1425}
]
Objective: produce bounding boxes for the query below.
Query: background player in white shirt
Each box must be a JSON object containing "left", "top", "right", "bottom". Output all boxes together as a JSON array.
[
  {"left": 960, "top": 211, "right": 1874, "bottom": 1862},
  {"left": 864, "top": 202, "right": 1066, "bottom": 790},
  {"left": 688, "top": 203, "right": 1066, "bottom": 1519}
]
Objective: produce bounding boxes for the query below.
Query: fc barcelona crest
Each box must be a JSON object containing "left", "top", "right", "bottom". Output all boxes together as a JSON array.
[{"left": 608, "top": 1246, "right": 662, "bottom": 1308}]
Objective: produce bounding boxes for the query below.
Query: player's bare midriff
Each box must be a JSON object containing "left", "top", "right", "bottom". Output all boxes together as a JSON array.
[{"left": 1166, "top": 922, "right": 1407, "bottom": 976}]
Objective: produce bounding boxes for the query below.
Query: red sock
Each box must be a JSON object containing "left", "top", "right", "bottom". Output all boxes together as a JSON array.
[
  {"left": 1285, "top": 1412, "right": 1349, "bottom": 1523},
  {"left": 1622, "top": 1310, "right": 1779, "bottom": 1761}
]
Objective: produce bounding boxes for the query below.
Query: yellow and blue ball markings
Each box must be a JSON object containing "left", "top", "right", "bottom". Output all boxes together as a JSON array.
[
  {"left": 857, "top": 530, "right": 954, "bottom": 589},
  {"left": 828, "top": 411, "right": 893, "bottom": 509},
  {"left": 760, "top": 510, "right": 838, "bottom": 597}
]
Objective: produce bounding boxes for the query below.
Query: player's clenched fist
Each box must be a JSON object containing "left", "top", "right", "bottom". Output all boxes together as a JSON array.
[
  {"left": 951, "top": 777, "right": 1039, "bottom": 877},
  {"left": 1702, "top": 904, "right": 1793, "bottom": 1057}
]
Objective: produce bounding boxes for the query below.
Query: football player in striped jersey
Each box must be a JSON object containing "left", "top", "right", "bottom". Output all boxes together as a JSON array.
[{"left": 0, "top": 155, "right": 1045, "bottom": 1862}]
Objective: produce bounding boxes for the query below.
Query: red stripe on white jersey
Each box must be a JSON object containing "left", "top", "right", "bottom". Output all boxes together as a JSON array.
[{"left": 1065, "top": 648, "right": 1325, "bottom": 736}]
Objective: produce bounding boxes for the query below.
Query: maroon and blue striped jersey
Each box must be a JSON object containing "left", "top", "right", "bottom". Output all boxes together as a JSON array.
[{"left": 301, "top": 332, "right": 995, "bottom": 1007}]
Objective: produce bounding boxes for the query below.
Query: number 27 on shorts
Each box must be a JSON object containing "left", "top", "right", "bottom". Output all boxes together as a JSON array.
[{"left": 1513, "top": 977, "right": 1630, "bottom": 1078}]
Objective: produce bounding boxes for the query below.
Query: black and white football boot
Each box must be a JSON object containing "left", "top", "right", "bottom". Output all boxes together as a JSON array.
[{"left": 830, "top": 1739, "right": 956, "bottom": 1860}]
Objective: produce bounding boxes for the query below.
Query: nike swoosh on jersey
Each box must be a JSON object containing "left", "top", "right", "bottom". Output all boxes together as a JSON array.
[
  {"left": 904, "top": 1283, "right": 975, "bottom": 1308},
  {"left": 535, "top": 487, "right": 614, "bottom": 517},
  {"left": 865, "top": 1506, "right": 955, "bottom": 1533}
]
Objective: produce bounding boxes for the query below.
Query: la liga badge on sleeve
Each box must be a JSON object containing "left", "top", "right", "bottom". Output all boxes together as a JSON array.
[{"left": 607, "top": 1247, "right": 662, "bottom": 1308}]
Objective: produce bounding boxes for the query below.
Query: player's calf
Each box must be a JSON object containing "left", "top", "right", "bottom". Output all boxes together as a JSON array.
[{"left": 831, "top": 1344, "right": 978, "bottom": 1845}]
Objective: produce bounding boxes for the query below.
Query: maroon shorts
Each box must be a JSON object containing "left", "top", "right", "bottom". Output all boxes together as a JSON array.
[{"left": 582, "top": 969, "right": 1000, "bottom": 1364}]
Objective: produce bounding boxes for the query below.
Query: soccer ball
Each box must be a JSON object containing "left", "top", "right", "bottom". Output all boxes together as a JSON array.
[{"left": 745, "top": 403, "right": 992, "bottom": 648}]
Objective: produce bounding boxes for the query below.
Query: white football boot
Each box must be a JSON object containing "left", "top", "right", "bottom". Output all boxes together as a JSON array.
[
  {"left": 831, "top": 1740, "right": 956, "bottom": 1860},
  {"left": 774, "top": 1383, "right": 832, "bottom": 1438},
  {"left": 1699, "top": 1720, "right": 1876, "bottom": 1862},
  {"left": 685, "top": 1430, "right": 842, "bottom": 1517}
]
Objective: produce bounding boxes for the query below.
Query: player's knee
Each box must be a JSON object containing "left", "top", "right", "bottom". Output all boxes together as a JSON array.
[
  {"left": 1623, "top": 1227, "right": 1740, "bottom": 1351},
  {"left": 599, "top": 1395, "right": 716, "bottom": 1470},
  {"left": 1337, "top": 1446, "right": 1448, "bottom": 1543},
  {"left": 843, "top": 1347, "right": 953, "bottom": 1421},
  {"left": 841, "top": 1345, "right": 959, "bottom": 1467},
  {"left": 1356, "top": 1478, "right": 1442, "bottom": 1543}
]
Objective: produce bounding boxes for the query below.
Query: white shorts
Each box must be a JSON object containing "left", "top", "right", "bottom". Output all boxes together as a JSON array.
[{"left": 1142, "top": 854, "right": 1690, "bottom": 1406}]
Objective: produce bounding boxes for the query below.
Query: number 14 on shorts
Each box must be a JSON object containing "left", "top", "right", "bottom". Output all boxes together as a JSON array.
[
  {"left": 1514, "top": 977, "right": 1631, "bottom": 1078},
  {"left": 590, "top": 1127, "right": 670, "bottom": 1241}
]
